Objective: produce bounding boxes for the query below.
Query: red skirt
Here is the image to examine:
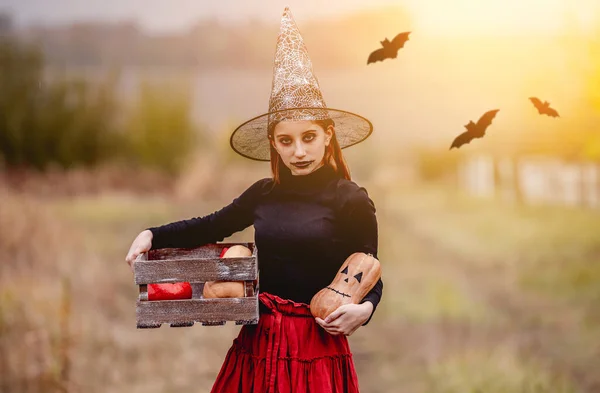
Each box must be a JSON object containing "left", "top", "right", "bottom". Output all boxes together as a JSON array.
[{"left": 210, "top": 292, "right": 360, "bottom": 393}]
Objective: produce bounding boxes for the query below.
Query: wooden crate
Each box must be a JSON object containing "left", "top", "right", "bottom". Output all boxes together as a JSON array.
[{"left": 134, "top": 242, "right": 259, "bottom": 329}]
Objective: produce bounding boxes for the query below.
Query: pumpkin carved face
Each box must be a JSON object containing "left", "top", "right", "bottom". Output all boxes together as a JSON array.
[
  {"left": 310, "top": 252, "right": 381, "bottom": 320},
  {"left": 326, "top": 265, "right": 364, "bottom": 298}
]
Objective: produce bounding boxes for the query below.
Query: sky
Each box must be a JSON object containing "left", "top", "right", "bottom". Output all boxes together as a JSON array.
[{"left": 0, "top": 0, "right": 597, "bottom": 35}]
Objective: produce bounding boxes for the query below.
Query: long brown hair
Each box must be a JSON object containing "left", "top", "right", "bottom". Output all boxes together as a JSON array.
[{"left": 267, "top": 118, "right": 351, "bottom": 183}]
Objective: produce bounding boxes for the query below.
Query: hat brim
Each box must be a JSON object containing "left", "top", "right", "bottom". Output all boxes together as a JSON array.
[{"left": 230, "top": 107, "right": 373, "bottom": 161}]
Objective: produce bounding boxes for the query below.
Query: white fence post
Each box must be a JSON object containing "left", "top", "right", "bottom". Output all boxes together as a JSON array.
[
  {"left": 459, "top": 155, "right": 600, "bottom": 209},
  {"left": 459, "top": 155, "right": 495, "bottom": 198}
]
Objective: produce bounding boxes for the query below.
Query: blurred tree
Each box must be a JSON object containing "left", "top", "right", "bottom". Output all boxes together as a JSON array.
[
  {"left": 414, "top": 143, "right": 464, "bottom": 183},
  {"left": 0, "top": 37, "right": 205, "bottom": 173},
  {"left": 213, "top": 117, "right": 247, "bottom": 166},
  {"left": 0, "top": 38, "right": 46, "bottom": 168},
  {"left": 124, "top": 81, "right": 199, "bottom": 174},
  {"left": 0, "top": 37, "right": 123, "bottom": 170}
]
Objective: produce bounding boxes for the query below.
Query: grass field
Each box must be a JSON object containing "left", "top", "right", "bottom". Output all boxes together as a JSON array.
[{"left": 1, "top": 179, "right": 598, "bottom": 393}]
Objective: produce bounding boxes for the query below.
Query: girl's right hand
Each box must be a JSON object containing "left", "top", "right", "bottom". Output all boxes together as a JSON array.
[{"left": 125, "top": 230, "right": 153, "bottom": 273}]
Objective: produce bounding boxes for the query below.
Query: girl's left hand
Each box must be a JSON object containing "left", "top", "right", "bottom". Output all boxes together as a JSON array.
[{"left": 315, "top": 302, "right": 373, "bottom": 336}]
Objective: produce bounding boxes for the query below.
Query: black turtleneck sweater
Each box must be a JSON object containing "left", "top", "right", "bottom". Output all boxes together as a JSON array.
[{"left": 147, "top": 164, "right": 383, "bottom": 325}]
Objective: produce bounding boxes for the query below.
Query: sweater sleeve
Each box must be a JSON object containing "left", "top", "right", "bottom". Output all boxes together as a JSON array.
[
  {"left": 147, "top": 178, "right": 271, "bottom": 250},
  {"left": 338, "top": 181, "right": 383, "bottom": 326}
]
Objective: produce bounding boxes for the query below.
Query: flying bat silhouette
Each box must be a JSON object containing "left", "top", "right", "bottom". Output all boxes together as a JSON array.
[
  {"left": 367, "top": 32, "right": 411, "bottom": 64},
  {"left": 450, "top": 109, "right": 500, "bottom": 149},
  {"left": 529, "top": 97, "right": 559, "bottom": 117}
]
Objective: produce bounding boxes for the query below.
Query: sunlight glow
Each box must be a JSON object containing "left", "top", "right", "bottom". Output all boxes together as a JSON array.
[{"left": 402, "top": 0, "right": 597, "bottom": 35}]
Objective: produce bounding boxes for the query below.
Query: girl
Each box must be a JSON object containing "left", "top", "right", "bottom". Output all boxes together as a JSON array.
[{"left": 125, "top": 8, "right": 383, "bottom": 393}]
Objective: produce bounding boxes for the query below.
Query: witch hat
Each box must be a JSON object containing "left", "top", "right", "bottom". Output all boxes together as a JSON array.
[{"left": 230, "top": 7, "right": 373, "bottom": 161}]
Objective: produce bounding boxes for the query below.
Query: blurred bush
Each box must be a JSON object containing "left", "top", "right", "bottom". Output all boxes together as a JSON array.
[
  {"left": 0, "top": 38, "right": 121, "bottom": 169},
  {"left": 0, "top": 37, "right": 201, "bottom": 175},
  {"left": 414, "top": 144, "right": 464, "bottom": 182},
  {"left": 123, "top": 81, "right": 199, "bottom": 175}
]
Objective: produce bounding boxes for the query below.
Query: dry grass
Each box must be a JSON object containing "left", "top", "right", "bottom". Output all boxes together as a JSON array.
[
  {"left": 424, "top": 347, "right": 577, "bottom": 393},
  {"left": 359, "top": 182, "right": 599, "bottom": 393},
  {"left": 0, "top": 186, "right": 83, "bottom": 392},
  {"left": 1, "top": 167, "right": 598, "bottom": 393},
  {"left": 173, "top": 150, "right": 270, "bottom": 204},
  {"left": 0, "top": 163, "right": 175, "bottom": 199},
  {"left": 0, "top": 166, "right": 253, "bottom": 393}
]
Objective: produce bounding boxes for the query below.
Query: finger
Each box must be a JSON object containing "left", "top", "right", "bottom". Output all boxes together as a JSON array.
[
  {"left": 316, "top": 318, "right": 340, "bottom": 334},
  {"left": 317, "top": 319, "right": 341, "bottom": 331},
  {"left": 324, "top": 323, "right": 342, "bottom": 332},
  {"left": 126, "top": 246, "right": 137, "bottom": 262},
  {"left": 324, "top": 308, "right": 347, "bottom": 324},
  {"left": 315, "top": 318, "right": 333, "bottom": 330},
  {"left": 129, "top": 247, "right": 144, "bottom": 262},
  {"left": 325, "top": 319, "right": 342, "bottom": 329},
  {"left": 131, "top": 251, "right": 141, "bottom": 270},
  {"left": 323, "top": 327, "right": 341, "bottom": 335},
  {"left": 315, "top": 317, "right": 325, "bottom": 327}
]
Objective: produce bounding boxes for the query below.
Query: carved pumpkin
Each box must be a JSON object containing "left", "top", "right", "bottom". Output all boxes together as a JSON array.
[
  {"left": 309, "top": 252, "right": 381, "bottom": 320},
  {"left": 202, "top": 245, "right": 252, "bottom": 298}
]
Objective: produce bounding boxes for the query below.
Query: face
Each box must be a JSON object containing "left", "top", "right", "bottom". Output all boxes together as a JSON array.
[
  {"left": 326, "top": 259, "right": 365, "bottom": 298},
  {"left": 271, "top": 120, "right": 333, "bottom": 176}
]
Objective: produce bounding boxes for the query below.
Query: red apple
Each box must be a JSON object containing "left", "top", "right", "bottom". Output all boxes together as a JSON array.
[
  {"left": 147, "top": 246, "right": 230, "bottom": 301},
  {"left": 219, "top": 247, "right": 229, "bottom": 258},
  {"left": 148, "top": 282, "right": 192, "bottom": 301}
]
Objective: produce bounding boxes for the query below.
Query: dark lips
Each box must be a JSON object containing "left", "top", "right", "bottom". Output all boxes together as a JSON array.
[
  {"left": 292, "top": 161, "right": 313, "bottom": 168},
  {"left": 326, "top": 286, "right": 350, "bottom": 298}
]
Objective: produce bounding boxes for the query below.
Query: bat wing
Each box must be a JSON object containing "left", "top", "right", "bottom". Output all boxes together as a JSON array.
[
  {"left": 529, "top": 97, "right": 543, "bottom": 110},
  {"left": 544, "top": 107, "right": 560, "bottom": 117},
  {"left": 475, "top": 109, "right": 500, "bottom": 131},
  {"left": 391, "top": 32, "right": 411, "bottom": 50},
  {"left": 450, "top": 131, "right": 475, "bottom": 149},
  {"left": 367, "top": 48, "right": 387, "bottom": 64}
]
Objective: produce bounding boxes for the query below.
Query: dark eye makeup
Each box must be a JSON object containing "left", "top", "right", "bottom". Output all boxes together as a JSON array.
[{"left": 277, "top": 130, "right": 318, "bottom": 145}]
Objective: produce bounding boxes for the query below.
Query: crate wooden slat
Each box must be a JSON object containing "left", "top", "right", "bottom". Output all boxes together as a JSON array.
[
  {"left": 134, "top": 242, "right": 257, "bottom": 286},
  {"left": 190, "top": 283, "right": 204, "bottom": 299},
  {"left": 147, "top": 243, "right": 242, "bottom": 260},
  {"left": 134, "top": 257, "right": 257, "bottom": 284},
  {"left": 134, "top": 242, "right": 259, "bottom": 329},
  {"left": 136, "top": 297, "right": 259, "bottom": 328}
]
